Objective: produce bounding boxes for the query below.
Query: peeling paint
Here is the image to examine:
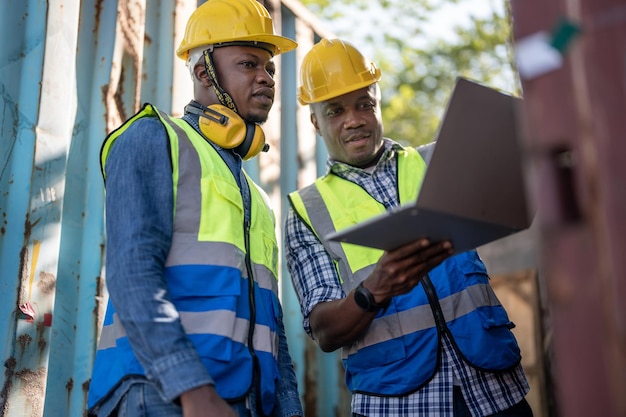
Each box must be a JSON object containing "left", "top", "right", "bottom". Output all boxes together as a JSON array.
[
  {"left": 0, "top": 358, "right": 17, "bottom": 412},
  {"left": 35, "top": 321, "right": 48, "bottom": 355},
  {"left": 66, "top": 377, "right": 73, "bottom": 394},
  {"left": 66, "top": 378, "right": 74, "bottom": 416},
  {"left": 19, "top": 302, "right": 36, "bottom": 322},
  {"left": 82, "top": 380, "right": 91, "bottom": 417},
  {"left": 37, "top": 271, "right": 56, "bottom": 294},
  {"left": 18, "top": 246, "right": 30, "bottom": 300},
  {"left": 15, "top": 367, "right": 46, "bottom": 417},
  {"left": 17, "top": 334, "right": 33, "bottom": 353},
  {"left": 94, "top": 0, "right": 104, "bottom": 33}
]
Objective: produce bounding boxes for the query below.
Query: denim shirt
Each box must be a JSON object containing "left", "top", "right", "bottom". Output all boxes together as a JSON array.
[{"left": 93, "top": 112, "right": 302, "bottom": 417}]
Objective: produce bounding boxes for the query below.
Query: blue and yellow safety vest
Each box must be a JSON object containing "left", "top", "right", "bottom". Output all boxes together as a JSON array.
[
  {"left": 89, "top": 104, "right": 281, "bottom": 414},
  {"left": 288, "top": 146, "right": 521, "bottom": 395}
]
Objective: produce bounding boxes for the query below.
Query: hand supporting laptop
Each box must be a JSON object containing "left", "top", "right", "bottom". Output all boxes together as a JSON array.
[{"left": 359, "top": 238, "right": 454, "bottom": 308}]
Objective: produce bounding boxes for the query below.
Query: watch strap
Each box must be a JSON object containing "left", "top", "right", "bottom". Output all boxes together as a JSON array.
[{"left": 354, "top": 282, "right": 390, "bottom": 312}]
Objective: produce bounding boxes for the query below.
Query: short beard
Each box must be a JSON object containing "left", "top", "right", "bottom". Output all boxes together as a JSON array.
[{"left": 244, "top": 113, "right": 267, "bottom": 125}]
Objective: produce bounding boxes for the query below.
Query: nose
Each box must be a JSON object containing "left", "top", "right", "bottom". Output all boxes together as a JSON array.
[
  {"left": 258, "top": 69, "right": 275, "bottom": 87},
  {"left": 343, "top": 108, "right": 365, "bottom": 129}
]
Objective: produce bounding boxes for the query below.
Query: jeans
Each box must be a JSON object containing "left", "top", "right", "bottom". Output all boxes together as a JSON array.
[{"left": 114, "top": 383, "right": 251, "bottom": 417}]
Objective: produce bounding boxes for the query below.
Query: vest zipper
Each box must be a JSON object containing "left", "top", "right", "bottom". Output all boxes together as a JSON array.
[
  {"left": 421, "top": 274, "right": 450, "bottom": 335},
  {"left": 244, "top": 217, "right": 263, "bottom": 412}
]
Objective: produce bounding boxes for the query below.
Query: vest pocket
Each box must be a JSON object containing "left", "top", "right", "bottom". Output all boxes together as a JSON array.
[
  {"left": 346, "top": 336, "right": 407, "bottom": 372},
  {"left": 199, "top": 177, "right": 244, "bottom": 243},
  {"left": 257, "top": 231, "right": 278, "bottom": 277},
  {"left": 346, "top": 309, "right": 408, "bottom": 371},
  {"left": 166, "top": 265, "right": 241, "bottom": 299},
  {"left": 456, "top": 252, "right": 513, "bottom": 329},
  {"left": 334, "top": 200, "right": 386, "bottom": 231}
]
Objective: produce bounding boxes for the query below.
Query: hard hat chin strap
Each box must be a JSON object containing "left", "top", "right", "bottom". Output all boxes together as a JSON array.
[{"left": 202, "top": 48, "right": 239, "bottom": 114}]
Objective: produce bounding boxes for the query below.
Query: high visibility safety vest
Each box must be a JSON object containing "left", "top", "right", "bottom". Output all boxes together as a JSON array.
[
  {"left": 89, "top": 104, "right": 281, "bottom": 415},
  {"left": 288, "top": 146, "right": 521, "bottom": 396}
]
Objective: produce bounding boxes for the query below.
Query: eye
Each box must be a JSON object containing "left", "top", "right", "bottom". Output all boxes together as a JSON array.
[{"left": 326, "top": 108, "right": 342, "bottom": 117}]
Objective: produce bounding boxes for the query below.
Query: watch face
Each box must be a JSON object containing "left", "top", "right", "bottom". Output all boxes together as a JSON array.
[{"left": 354, "top": 285, "right": 373, "bottom": 311}]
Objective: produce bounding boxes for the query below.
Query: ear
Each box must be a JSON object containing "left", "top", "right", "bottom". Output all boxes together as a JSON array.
[
  {"left": 310, "top": 112, "right": 321, "bottom": 134},
  {"left": 193, "top": 63, "right": 212, "bottom": 88}
]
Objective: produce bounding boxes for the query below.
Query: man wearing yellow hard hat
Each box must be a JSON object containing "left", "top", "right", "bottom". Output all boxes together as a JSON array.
[
  {"left": 284, "top": 39, "right": 533, "bottom": 417},
  {"left": 88, "top": 1, "right": 302, "bottom": 416}
]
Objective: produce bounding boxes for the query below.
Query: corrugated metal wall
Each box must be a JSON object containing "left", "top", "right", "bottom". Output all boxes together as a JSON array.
[
  {"left": 1, "top": 0, "right": 110, "bottom": 415},
  {"left": 0, "top": 1, "right": 337, "bottom": 415}
]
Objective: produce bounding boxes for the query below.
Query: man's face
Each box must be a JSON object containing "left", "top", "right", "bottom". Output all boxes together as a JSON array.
[
  {"left": 311, "top": 84, "right": 384, "bottom": 168},
  {"left": 210, "top": 45, "right": 276, "bottom": 124}
]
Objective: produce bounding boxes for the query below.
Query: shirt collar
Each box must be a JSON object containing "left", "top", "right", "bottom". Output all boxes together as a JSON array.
[{"left": 326, "top": 138, "right": 405, "bottom": 176}]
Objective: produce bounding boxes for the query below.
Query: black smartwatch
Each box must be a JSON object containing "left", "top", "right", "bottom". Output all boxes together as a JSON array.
[{"left": 354, "top": 282, "right": 390, "bottom": 312}]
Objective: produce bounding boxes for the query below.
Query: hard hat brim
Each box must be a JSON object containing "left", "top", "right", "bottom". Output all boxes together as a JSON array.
[
  {"left": 177, "top": 34, "right": 297, "bottom": 60},
  {"left": 298, "top": 79, "right": 378, "bottom": 105}
]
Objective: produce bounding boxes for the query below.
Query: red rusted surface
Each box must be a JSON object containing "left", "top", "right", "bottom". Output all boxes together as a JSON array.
[{"left": 511, "top": 0, "right": 626, "bottom": 416}]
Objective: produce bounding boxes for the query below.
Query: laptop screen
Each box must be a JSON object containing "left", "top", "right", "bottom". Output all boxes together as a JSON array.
[{"left": 416, "top": 77, "right": 528, "bottom": 229}]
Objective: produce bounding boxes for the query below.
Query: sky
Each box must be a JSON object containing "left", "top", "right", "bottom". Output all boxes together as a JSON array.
[
  {"left": 309, "top": 0, "right": 514, "bottom": 92},
  {"left": 313, "top": 0, "right": 504, "bottom": 62},
  {"left": 425, "top": 0, "right": 503, "bottom": 39}
]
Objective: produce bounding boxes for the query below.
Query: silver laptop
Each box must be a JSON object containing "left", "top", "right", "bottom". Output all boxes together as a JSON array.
[{"left": 325, "top": 77, "right": 531, "bottom": 253}]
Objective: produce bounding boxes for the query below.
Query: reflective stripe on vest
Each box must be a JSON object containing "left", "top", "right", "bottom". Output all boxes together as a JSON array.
[
  {"left": 342, "top": 282, "right": 501, "bottom": 357},
  {"left": 98, "top": 310, "right": 276, "bottom": 355},
  {"left": 91, "top": 104, "right": 280, "bottom": 413}
]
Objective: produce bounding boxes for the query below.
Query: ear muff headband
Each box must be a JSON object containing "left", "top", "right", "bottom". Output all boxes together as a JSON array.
[{"left": 185, "top": 102, "right": 269, "bottom": 160}]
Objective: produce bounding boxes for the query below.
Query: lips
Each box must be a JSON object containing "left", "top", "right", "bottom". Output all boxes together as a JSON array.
[
  {"left": 345, "top": 132, "right": 370, "bottom": 143},
  {"left": 254, "top": 88, "right": 274, "bottom": 106},
  {"left": 254, "top": 94, "right": 273, "bottom": 107}
]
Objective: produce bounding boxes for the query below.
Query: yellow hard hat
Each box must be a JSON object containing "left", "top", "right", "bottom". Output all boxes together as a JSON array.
[
  {"left": 176, "top": 0, "right": 297, "bottom": 60},
  {"left": 298, "top": 39, "right": 381, "bottom": 105}
]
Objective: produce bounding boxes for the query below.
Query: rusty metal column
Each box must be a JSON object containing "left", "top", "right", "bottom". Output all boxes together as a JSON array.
[{"left": 511, "top": 1, "right": 626, "bottom": 416}]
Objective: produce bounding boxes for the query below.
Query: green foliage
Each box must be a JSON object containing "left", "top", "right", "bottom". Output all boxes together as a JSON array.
[{"left": 298, "top": 0, "right": 520, "bottom": 146}]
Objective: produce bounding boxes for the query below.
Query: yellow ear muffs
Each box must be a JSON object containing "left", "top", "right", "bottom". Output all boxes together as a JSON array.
[
  {"left": 231, "top": 113, "right": 269, "bottom": 161},
  {"left": 185, "top": 103, "right": 269, "bottom": 160}
]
